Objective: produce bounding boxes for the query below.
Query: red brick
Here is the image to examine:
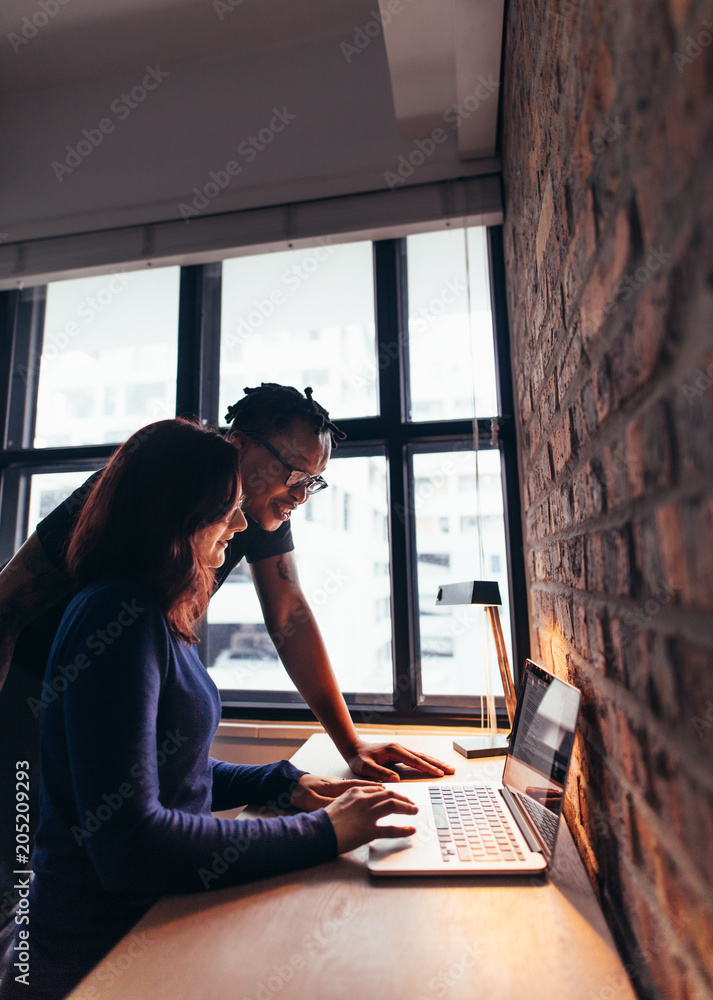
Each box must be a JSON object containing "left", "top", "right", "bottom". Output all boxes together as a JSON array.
[
  {"left": 579, "top": 207, "right": 631, "bottom": 341},
  {"left": 503, "top": 0, "right": 713, "bottom": 993},
  {"left": 675, "top": 353, "right": 713, "bottom": 477},
  {"left": 679, "top": 497, "right": 713, "bottom": 612},
  {"left": 572, "top": 599, "right": 591, "bottom": 657},
  {"left": 609, "top": 278, "right": 669, "bottom": 408},
  {"left": 601, "top": 526, "right": 631, "bottom": 596},
  {"left": 641, "top": 399, "right": 675, "bottom": 492},
  {"left": 625, "top": 417, "right": 646, "bottom": 499},
  {"left": 674, "top": 638, "right": 713, "bottom": 758},
  {"left": 551, "top": 408, "right": 574, "bottom": 475},
  {"left": 655, "top": 503, "right": 688, "bottom": 597}
]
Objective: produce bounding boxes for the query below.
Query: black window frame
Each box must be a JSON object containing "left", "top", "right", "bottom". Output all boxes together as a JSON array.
[{"left": 0, "top": 226, "right": 528, "bottom": 727}]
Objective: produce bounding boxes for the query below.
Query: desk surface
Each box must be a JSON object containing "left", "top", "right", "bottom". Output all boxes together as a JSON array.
[{"left": 68, "top": 735, "right": 636, "bottom": 1000}]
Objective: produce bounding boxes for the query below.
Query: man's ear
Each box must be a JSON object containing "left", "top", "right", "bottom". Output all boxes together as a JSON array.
[{"left": 228, "top": 429, "right": 247, "bottom": 449}]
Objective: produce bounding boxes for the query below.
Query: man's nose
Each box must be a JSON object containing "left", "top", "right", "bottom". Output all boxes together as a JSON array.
[{"left": 288, "top": 483, "right": 309, "bottom": 504}]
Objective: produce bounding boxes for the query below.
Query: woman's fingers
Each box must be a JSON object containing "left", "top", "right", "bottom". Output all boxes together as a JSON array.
[
  {"left": 325, "top": 785, "right": 418, "bottom": 852},
  {"left": 374, "top": 824, "right": 417, "bottom": 839},
  {"left": 371, "top": 789, "right": 419, "bottom": 810},
  {"left": 329, "top": 779, "right": 383, "bottom": 793}
]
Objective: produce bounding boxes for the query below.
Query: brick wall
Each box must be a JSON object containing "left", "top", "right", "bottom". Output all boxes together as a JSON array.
[{"left": 501, "top": 0, "right": 713, "bottom": 997}]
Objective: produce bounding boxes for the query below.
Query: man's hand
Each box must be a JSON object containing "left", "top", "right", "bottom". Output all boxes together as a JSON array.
[
  {"left": 291, "top": 774, "right": 376, "bottom": 812},
  {"left": 347, "top": 741, "right": 456, "bottom": 782}
]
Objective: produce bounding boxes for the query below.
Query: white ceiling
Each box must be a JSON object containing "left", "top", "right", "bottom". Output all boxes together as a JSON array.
[
  {"left": 0, "top": 0, "right": 370, "bottom": 92},
  {"left": 2, "top": 0, "right": 503, "bottom": 157},
  {"left": 0, "top": 0, "right": 504, "bottom": 251}
]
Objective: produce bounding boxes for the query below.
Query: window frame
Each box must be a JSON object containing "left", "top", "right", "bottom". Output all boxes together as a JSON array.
[{"left": 0, "top": 226, "right": 528, "bottom": 727}]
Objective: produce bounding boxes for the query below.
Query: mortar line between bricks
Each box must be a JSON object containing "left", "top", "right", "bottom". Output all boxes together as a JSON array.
[
  {"left": 520, "top": 0, "right": 713, "bottom": 317},
  {"left": 522, "top": 278, "right": 713, "bottom": 497},
  {"left": 617, "top": 852, "right": 713, "bottom": 999},
  {"left": 518, "top": 124, "right": 713, "bottom": 446},
  {"left": 558, "top": 641, "right": 713, "bottom": 795},
  {"left": 505, "top": 1, "right": 608, "bottom": 217},
  {"left": 510, "top": 93, "right": 713, "bottom": 440},
  {"left": 529, "top": 581, "right": 713, "bottom": 649},
  {"left": 588, "top": 846, "right": 707, "bottom": 1000},
  {"left": 525, "top": 467, "right": 713, "bottom": 540},
  {"left": 527, "top": 128, "right": 712, "bottom": 411},
  {"left": 524, "top": 416, "right": 713, "bottom": 516}
]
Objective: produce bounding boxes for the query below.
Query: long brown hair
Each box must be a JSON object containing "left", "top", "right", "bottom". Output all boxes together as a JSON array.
[{"left": 66, "top": 419, "right": 241, "bottom": 644}]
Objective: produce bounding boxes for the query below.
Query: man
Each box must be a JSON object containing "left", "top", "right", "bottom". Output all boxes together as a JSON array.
[{"left": 0, "top": 383, "right": 452, "bottom": 964}]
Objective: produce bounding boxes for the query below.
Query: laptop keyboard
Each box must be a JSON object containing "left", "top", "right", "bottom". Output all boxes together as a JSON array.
[
  {"left": 514, "top": 790, "right": 559, "bottom": 844},
  {"left": 428, "top": 785, "right": 525, "bottom": 863}
]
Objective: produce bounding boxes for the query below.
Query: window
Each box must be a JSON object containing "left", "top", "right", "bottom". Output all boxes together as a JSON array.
[
  {"left": 33, "top": 268, "right": 180, "bottom": 449},
  {"left": 219, "top": 243, "right": 377, "bottom": 422},
  {"left": 0, "top": 226, "right": 526, "bottom": 723}
]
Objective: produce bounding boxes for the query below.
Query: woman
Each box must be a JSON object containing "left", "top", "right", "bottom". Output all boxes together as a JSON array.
[{"left": 0, "top": 419, "right": 416, "bottom": 1000}]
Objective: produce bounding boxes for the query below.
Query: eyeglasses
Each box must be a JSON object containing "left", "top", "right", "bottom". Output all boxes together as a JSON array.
[{"left": 249, "top": 434, "right": 328, "bottom": 495}]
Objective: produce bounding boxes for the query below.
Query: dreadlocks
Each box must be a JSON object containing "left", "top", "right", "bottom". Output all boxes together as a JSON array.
[{"left": 224, "top": 383, "right": 346, "bottom": 448}]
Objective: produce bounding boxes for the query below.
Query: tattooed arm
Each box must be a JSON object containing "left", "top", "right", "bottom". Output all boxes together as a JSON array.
[
  {"left": 250, "top": 552, "right": 452, "bottom": 783},
  {"left": 0, "top": 532, "right": 72, "bottom": 690},
  {"left": 251, "top": 551, "right": 361, "bottom": 758}
]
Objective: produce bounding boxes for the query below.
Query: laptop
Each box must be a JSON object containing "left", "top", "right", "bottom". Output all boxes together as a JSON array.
[{"left": 368, "top": 660, "right": 581, "bottom": 876}]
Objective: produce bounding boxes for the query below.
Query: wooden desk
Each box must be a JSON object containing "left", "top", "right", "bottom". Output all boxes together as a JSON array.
[{"left": 68, "top": 735, "right": 636, "bottom": 1000}]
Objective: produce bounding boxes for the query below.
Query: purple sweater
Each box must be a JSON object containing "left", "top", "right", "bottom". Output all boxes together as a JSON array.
[{"left": 0, "top": 579, "right": 336, "bottom": 1000}]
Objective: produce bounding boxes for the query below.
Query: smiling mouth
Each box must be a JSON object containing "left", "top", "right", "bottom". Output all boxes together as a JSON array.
[{"left": 273, "top": 501, "right": 297, "bottom": 520}]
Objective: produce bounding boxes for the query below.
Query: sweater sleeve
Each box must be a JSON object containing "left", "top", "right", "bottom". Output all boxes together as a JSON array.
[
  {"left": 58, "top": 582, "right": 337, "bottom": 897},
  {"left": 209, "top": 758, "right": 308, "bottom": 813}
]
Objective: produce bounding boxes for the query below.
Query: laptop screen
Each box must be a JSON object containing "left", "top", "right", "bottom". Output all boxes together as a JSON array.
[{"left": 502, "top": 660, "right": 581, "bottom": 859}]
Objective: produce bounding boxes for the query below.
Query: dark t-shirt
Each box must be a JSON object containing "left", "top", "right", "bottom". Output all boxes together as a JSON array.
[{"left": 13, "top": 470, "right": 294, "bottom": 677}]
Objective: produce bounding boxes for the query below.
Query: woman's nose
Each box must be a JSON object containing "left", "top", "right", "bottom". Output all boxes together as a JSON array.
[{"left": 230, "top": 507, "right": 248, "bottom": 532}]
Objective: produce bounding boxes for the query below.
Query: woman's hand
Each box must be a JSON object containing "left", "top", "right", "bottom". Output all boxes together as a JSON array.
[
  {"left": 291, "top": 774, "right": 377, "bottom": 812},
  {"left": 324, "top": 785, "right": 419, "bottom": 854}
]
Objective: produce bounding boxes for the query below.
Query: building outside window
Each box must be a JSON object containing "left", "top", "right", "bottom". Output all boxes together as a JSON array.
[{"left": 0, "top": 225, "right": 525, "bottom": 723}]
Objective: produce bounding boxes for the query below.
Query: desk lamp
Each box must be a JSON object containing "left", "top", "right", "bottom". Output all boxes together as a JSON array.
[{"left": 436, "top": 580, "right": 517, "bottom": 758}]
